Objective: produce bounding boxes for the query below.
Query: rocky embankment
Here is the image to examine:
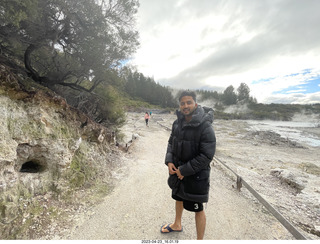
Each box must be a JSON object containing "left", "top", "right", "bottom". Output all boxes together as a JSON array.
[{"left": 0, "top": 65, "right": 122, "bottom": 239}]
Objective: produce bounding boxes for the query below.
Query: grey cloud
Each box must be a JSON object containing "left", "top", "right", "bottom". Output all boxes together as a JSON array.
[
  {"left": 139, "top": 0, "right": 320, "bottom": 49},
  {"left": 138, "top": 1, "right": 320, "bottom": 103},
  {"left": 162, "top": 35, "right": 280, "bottom": 88},
  {"left": 263, "top": 92, "right": 320, "bottom": 104},
  {"left": 304, "top": 93, "right": 320, "bottom": 104},
  {"left": 156, "top": 0, "right": 320, "bottom": 89},
  {"left": 138, "top": 0, "right": 190, "bottom": 30}
]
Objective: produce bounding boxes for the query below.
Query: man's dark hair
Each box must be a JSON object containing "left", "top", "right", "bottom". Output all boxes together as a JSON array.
[{"left": 179, "top": 90, "right": 197, "bottom": 102}]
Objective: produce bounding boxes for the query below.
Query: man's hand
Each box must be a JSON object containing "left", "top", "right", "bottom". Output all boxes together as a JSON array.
[
  {"left": 175, "top": 168, "right": 184, "bottom": 180},
  {"left": 167, "top": 162, "right": 177, "bottom": 175},
  {"left": 168, "top": 163, "right": 184, "bottom": 180}
]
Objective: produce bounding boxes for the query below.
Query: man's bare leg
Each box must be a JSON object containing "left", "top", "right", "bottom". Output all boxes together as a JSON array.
[
  {"left": 161, "top": 201, "right": 183, "bottom": 232},
  {"left": 195, "top": 210, "right": 206, "bottom": 240}
]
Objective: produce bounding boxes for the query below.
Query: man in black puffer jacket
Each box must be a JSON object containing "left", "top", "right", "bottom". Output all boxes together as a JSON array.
[{"left": 161, "top": 91, "right": 216, "bottom": 240}]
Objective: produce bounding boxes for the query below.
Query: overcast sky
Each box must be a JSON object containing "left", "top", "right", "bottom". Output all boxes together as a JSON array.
[{"left": 129, "top": 0, "right": 320, "bottom": 104}]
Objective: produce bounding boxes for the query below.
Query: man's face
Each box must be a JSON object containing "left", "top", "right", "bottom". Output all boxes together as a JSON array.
[{"left": 179, "top": 96, "right": 198, "bottom": 117}]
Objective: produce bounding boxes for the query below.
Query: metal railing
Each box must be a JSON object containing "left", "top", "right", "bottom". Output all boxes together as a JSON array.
[{"left": 213, "top": 157, "right": 307, "bottom": 240}]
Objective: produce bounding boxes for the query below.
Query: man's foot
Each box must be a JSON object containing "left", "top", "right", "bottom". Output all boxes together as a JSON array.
[{"left": 160, "top": 223, "right": 183, "bottom": 233}]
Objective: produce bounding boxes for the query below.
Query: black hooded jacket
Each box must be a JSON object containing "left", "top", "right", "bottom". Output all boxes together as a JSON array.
[{"left": 165, "top": 105, "right": 216, "bottom": 203}]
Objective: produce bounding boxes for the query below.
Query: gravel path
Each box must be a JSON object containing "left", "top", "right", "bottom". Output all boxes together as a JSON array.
[{"left": 64, "top": 113, "right": 295, "bottom": 240}]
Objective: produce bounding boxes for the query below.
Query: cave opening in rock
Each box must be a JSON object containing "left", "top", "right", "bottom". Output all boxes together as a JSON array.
[{"left": 19, "top": 161, "right": 45, "bottom": 173}]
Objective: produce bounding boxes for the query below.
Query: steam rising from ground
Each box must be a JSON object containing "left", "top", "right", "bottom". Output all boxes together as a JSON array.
[{"left": 292, "top": 111, "right": 320, "bottom": 124}]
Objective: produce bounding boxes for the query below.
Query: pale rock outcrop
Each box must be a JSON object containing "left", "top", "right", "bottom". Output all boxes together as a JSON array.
[{"left": 0, "top": 66, "right": 117, "bottom": 237}]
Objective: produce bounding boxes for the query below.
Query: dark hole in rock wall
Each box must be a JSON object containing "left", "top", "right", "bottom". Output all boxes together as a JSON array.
[{"left": 19, "top": 161, "right": 45, "bottom": 173}]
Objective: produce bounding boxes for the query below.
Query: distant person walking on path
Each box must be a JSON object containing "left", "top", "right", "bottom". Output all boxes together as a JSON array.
[
  {"left": 144, "top": 112, "right": 150, "bottom": 126},
  {"left": 161, "top": 90, "right": 216, "bottom": 240}
]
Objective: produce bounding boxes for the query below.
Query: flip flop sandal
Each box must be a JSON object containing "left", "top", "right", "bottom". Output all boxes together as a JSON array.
[{"left": 160, "top": 224, "right": 183, "bottom": 233}]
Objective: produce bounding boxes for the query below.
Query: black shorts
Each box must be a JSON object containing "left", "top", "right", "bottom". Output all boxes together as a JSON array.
[{"left": 172, "top": 194, "right": 204, "bottom": 212}]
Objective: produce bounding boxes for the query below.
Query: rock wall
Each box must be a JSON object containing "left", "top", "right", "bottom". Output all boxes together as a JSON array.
[{"left": 0, "top": 65, "right": 118, "bottom": 239}]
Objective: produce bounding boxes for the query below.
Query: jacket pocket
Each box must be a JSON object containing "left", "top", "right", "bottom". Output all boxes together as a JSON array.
[
  {"left": 183, "top": 170, "right": 210, "bottom": 195},
  {"left": 168, "top": 174, "right": 181, "bottom": 189}
]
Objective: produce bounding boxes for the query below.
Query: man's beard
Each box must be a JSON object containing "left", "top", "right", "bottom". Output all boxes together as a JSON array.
[{"left": 182, "top": 107, "right": 196, "bottom": 116}]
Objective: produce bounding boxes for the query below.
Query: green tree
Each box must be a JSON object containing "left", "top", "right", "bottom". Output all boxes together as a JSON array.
[
  {"left": 237, "top": 83, "right": 250, "bottom": 103},
  {"left": 123, "top": 68, "right": 176, "bottom": 108},
  {"left": 222, "top": 85, "right": 237, "bottom": 105},
  {"left": 0, "top": 0, "right": 139, "bottom": 92}
]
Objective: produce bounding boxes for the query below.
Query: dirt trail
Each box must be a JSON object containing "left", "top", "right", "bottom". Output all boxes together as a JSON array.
[{"left": 63, "top": 113, "right": 297, "bottom": 240}]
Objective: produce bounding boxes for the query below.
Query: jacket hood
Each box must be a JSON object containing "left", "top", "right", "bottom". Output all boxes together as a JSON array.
[{"left": 176, "top": 105, "right": 214, "bottom": 127}]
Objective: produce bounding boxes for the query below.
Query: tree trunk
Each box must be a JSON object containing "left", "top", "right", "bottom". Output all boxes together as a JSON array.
[{"left": 24, "top": 44, "right": 40, "bottom": 82}]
